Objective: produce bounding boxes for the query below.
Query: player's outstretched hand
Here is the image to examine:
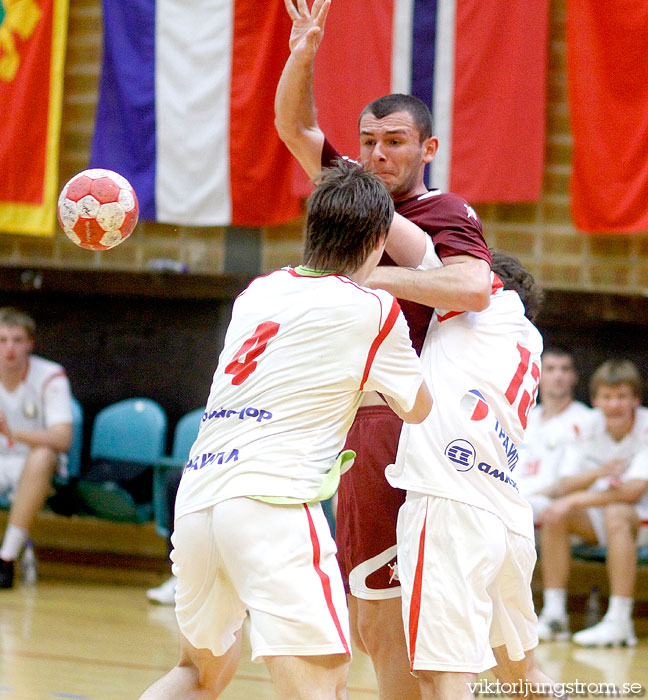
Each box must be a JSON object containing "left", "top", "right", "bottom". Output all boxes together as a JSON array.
[
  {"left": 0, "top": 411, "right": 12, "bottom": 442},
  {"left": 284, "top": 0, "right": 331, "bottom": 60}
]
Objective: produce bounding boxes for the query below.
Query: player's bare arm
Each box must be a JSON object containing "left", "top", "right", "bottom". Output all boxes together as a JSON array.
[
  {"left": 366, "top": 254, "right": 491, "bottom": 312},
  {"left": 383, "top": 380, "right": 432, "bottom": 425},
  {"left": 384, "top": 212, "right": 429, "bottom": 268},
  {"left": 0, "top": 411, "right": 10, "bottom": 440},
  {"left": 554, "top": 459, "right": 627, "bottom": 497},
  {"left": 275, "top": 0, "right": 330, "bottom": 177},
  {"left": 541, "top": 480, "right": 648, "bottom": 527},
  {"left": 6, "top": 422, "right": 72, "bottom": 453}
]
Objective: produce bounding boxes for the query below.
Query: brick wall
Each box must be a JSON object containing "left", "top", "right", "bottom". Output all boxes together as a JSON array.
[{"left": 1, "top": 0, "right": 647, "bottom": 293}]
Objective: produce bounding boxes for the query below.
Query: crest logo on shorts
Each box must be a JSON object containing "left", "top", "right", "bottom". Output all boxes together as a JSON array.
[
  {"left": 388, "top": 561, "right": 399, "bottom": 584},
  {"left": 444, "top": 439, "right": 476, "bottom": 472}
]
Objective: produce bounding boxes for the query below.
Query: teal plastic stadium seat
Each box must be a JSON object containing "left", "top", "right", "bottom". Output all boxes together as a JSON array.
[
  {"left": 153, "top": 407, "right": 204, "bottom": 537},
  {"left": 90, "top": 398, "right": 167, "bottom": 465},
  {"left": 78, "top": 398, "right": 167, "bottom": 523},
  {"left": 572, "top": 542, "right": 648, "bottom": 566},
  {"left": 66, "top": 397, "right": 84, "bottom": 479}
]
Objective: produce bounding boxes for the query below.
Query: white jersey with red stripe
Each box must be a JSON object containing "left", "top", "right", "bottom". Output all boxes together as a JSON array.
[
  {"left": 387, "top": 277, "right": 542, "bottom": 540},
  {"left": 175, "top": 266, "right": 425, "bottom": 519},
  {"left": 0, "top": 354, "right": 72, "bottom": 459}
]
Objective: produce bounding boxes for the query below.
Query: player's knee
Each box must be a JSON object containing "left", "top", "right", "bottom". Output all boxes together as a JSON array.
[
  {"left": 349, "top": 622, "right": 368, "bottom": 654},
  {"left": 23, "top": 447, "right": 58, "bottom": 478},
  {"left": 604, "top": 503, "right": 636, "bottom": 537},
  {"left": 355, "top": 605, "right": 389, "bottom": 653},
  {"left": 354, "top": 605, "right": 375, "bottom": 648}
]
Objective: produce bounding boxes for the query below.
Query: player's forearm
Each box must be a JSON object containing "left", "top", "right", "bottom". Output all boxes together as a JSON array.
[
  {"left": 556, "top": 464, "right": 614, "bottom": 497},
  {"left": 384, "top": 213, "right": 429, "bottom": 269},
  {"left": 274, "top": 54, "right": 323, "bottom": 178},
  {"left": 566, "top": 483, "right": 646, "bottom": 509},
  {"left": 366, "top": 259, "right": 491, "bottom": 312},
  {"left": 555, "top": 473, "right": 597, "bottom": 497},
  {"left": 10, "top": 423, "right": 72, "bottom": 453},
  {"left": 383, "top": 381, "right": 432, "bottom": 424}
]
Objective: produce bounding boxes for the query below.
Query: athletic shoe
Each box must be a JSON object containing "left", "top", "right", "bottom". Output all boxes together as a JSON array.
[
  {"left": 572, "top": 617, "right": 637, "bottom": 648},
  {"left": 146, "top": 575, "right": 177, "bottom": 605},
  {"left": 0, "top": 559, "right": 14, "bottom": 589},
  {"left": 537, "top": 613, "right": 570, "bottom": 641}
]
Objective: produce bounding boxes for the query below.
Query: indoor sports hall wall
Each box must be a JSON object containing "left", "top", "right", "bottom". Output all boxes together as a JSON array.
[
  {"left": 0, "top": 0, "right": 647, "bottom": 448},
  {"left": 0, "top": 0, "right": 646, "bottom": 293}
]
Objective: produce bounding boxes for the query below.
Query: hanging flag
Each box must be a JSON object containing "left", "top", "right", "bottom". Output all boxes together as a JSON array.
[
  {"left": 567, "top": 0, "right": 648, "bottom": 233},
  {"left": 91, "top": 0, "right": 549, "bottom": 226},
  {"left": 309, "top": 0, "right": 549, "bottom": 203},
  {"left": 0, "top": 0, "right": 69, "bottom": 236},
  {"left": 90, "top": 0, "right": 302, "bottom": 227}
]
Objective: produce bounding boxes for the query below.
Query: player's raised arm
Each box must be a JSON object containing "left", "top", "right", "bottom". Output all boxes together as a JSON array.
[{"left": 275, "top": 0, "right": 331, "bottom": 178}]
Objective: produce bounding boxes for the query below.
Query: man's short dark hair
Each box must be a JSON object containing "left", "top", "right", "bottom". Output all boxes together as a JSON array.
[
  {"left": 303, "top": 159, "right": 394, "bottom": 274},
  {"left": 490, "top": 249, "right": 544, "bottom": 322},
  {"left": 359, "top": 94, "right": 433, "bottom": 143},
  {"left": 542, "top": 344, "right": 575, "bottom": 363}
]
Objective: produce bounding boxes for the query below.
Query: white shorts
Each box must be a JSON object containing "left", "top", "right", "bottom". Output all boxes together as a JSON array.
[
  {"left": 171, "top": 497, "right": 351, "bottom": 662},
  {"left": 0, "top": 451, "right": 67, "bottom": 501},
  {"left": 397, "top": 493, "right": 538, "bottom": 674}
]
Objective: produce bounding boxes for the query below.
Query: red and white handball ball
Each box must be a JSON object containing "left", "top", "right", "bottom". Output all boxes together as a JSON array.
[{"left": 57, "top": 169, "right": 139, "bottom": 250}]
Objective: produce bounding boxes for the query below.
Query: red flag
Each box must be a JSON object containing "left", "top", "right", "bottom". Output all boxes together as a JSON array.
[
  {"left": 229, "top": 0, "right": 302, "bottom": 226},
  {"left": 450, "top": 0, "right": 549, "bottom": 202},
  {"left": 567, "top": 0, "right": 648, "bottom": 233},
  {"left": 0, "top": 0, "right": 69, "bottom": 235},
  {"left": 293, "top": 0, "right": 549, "bottom": 203}
]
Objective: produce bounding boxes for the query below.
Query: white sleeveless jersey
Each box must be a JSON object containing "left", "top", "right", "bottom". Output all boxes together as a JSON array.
[
  {"left": 175, "top": 267, "right": 425, "bottom": 518},
  {"left": 387, "top": 281, "right": 543, "bottom": 540},
  {"left": 0, "top": 354, "right": 72, "bottom": 458},
  {"left": 516, "top": 400, "right": 594, "bottom": 497}
]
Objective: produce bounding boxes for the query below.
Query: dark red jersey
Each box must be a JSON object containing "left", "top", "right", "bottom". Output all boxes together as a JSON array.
[{"left": 322, "top": 138, "right": 491, "bottom": 354}]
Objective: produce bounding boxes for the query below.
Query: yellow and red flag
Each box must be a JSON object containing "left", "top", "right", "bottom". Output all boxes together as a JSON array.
[{"left": 0, "top": 0, "right": 68, "bottom": 236}]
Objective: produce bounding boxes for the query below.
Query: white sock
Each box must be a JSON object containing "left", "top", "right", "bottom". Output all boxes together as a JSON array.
[
  {"left": 542, "top": 588, "right": 567, "bottom": 618},
  {"left": 605, "top": 595, "right": 633, "bottom": 623},
  {"left": 0, "top": 524, "right": 29, "bottom": 561}
]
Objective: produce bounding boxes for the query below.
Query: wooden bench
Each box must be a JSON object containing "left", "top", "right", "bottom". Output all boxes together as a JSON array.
[
  {"left": 532, "top": 548, "right": 648, "bottom": 637},
  {"left": 0, "top": 508, "right": 168, "bottom": 587}
]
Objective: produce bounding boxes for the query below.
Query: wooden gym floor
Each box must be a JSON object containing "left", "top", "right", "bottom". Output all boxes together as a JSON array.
[{"left": 1, "top": 580, "right": 647, "bottom": 700}]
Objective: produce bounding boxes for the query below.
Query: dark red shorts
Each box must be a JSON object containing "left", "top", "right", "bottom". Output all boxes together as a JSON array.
[{"left": 336, "top": 405, "right": 405, "bottom": 598}]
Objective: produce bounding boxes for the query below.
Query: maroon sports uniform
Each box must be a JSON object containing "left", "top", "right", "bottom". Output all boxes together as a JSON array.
[{"left": 323, "top": 138, "right": 492, "bottom": 597}]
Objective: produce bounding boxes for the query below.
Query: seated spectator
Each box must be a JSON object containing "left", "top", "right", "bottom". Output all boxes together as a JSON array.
[
  {"left": 516, "top": 346, "right": 594, "bottom": 521},
  {"left": 0, "top": 307, "right": 73, "bottom": 588},
  {"left": 536, "top": 359, "right": 648, "bottom": 646}
]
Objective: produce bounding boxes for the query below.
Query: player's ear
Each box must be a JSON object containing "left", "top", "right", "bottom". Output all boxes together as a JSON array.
[
  {"left": 375, "top": 233, "right": 388, "bottom": 252},
  {"left": 423, "top": 136, "right": 438, "bottom": 163}
]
